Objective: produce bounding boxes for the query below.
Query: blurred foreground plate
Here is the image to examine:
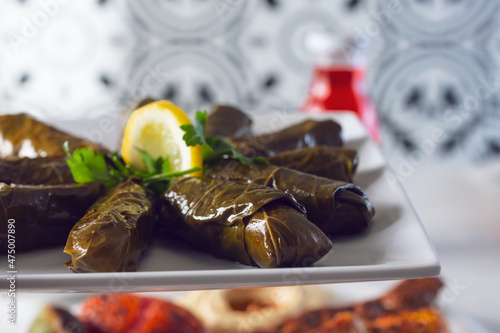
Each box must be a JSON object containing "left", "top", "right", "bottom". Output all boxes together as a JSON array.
[
  {"left": 2, "top": 281, "right": 489, "bottom": 333},
  {"left": 0, "top": 112, "right": 440, "bottom": 292}
]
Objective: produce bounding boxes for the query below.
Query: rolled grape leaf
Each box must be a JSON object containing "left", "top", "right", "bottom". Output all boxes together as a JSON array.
[
  {"left": 206, "top": 105, "right": 253, "bottom": 138},
  {"left": 268, "top": 146, "right": 359, "bottom": 182},
  {"left": 0, "top": 113, "right": 106, "bottom": 158},
  {"left": 64, "top": 178, "right": 156, "bottom": 273},
  {"left": 205, "top": 161, "right": 375, "bottom": 236},
  {"left": 0, "top": 156, "right": 73, "bottom": 185},
  {"left": 157, "top": 177, "right": 332, "bottom": 268},
  {"left": 0, "top": 182, "right": 105, "bottom": 252},
  {"left": 230, "top": 119, "right": 343, "bottom": 157}
]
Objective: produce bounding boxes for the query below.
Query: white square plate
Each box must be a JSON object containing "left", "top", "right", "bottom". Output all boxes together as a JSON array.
[{"left": 0, "top": 111, "right": 440, "bottom": 292}]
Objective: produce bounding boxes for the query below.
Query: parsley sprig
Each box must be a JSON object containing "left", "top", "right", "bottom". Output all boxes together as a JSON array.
[
  {"left": 63, "top": 142, "right": 199, "bottom": 194},
  {"left": 63, "top": 109, "right": 263, "bottom": 193},
  {"left": 181, "top": 110, "right": 268, "bottom": 166}
]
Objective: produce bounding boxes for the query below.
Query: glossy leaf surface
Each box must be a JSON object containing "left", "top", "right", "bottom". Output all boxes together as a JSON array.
[
  {"left": 157, "top": 177, "right": 332, "bottom": 268},
  {"left": 205, "top": 105, "right": 253, "bottom": 138},
  {"left": 0, "top": 113, "right": 106, "bottom": 158},
  {"left": 64, "top": 178, "right": 156, "bottom": 273},
  {"left": 206, "top": 161, "right": 375, "bottom": 236},
  {"left": 230, "top": 119, "right": 343, "bottom": 157},
  {"left": 0, "top": 156, "right": 73, "bottom": 185},
  {"left": 268, "top": 146, "right": 359, "bottom": 182},
  {"left": 0, "top": 182, "right": 105, "bottom": 252}
]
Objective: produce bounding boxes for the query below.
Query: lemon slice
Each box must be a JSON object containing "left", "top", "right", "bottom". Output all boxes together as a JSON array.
[{"left": 121, "top": 100, "right": 202, "bottom": 177}]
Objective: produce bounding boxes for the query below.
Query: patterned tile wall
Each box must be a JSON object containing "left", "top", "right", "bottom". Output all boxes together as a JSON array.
[
  {"left": 370, "top": 0, "right": 500, "bottom": 164},
  {"left": 0, "top": 0, "right": 499, "bottom": 163}
]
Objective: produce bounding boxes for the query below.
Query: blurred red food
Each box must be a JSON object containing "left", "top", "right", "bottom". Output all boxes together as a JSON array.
[
  {"left": 79, "top": 294, "right": 205, "bottom": 333},
  {"left": 256, "top": 278, "right": 447, "bottom": 333}
]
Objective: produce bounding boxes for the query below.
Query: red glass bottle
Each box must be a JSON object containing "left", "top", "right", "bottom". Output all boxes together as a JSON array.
[{"left": 302, "top": 31, "right": 380, "bottom": 143}]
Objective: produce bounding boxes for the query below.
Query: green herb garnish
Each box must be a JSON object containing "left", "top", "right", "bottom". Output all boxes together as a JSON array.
[
  {"left": 181, "top": 110, "right": 268, "bottom": 166},
  {"left": 63, "top": 142, "right": 199, "bottom": 194}
]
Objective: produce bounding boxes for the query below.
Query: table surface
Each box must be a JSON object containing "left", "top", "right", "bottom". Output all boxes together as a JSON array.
[{"left": 402, "top": 161, "right": 500, "bottom": 332}]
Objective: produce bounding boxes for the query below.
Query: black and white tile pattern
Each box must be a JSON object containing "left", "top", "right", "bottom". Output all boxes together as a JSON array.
[
  {"left": 0, "top": 0, "right": 499, "bottom": 161},
  {"left": 371, "top": 0, "right": 500, "bottom": 161}
]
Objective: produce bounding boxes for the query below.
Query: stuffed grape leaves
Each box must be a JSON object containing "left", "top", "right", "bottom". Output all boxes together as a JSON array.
[
  {"left": 0, "top": 182, "right": 104, "bottom": 252},
  {"left": 206, "top": 105, "right": 253, "bottom": 138},
  {"left": 230, "top": 119, "right": 343, "bottom": 157},
  {"left": 157, "top": 177, "right": 332, "bottom": 268},
  {"left": 0, "top": 156, "right": 73, "bottom": 185},
  {"left": 64, "top": 178, "right": 156, "bottom": 273},
  {"left": 205, "top": 161, "right": 374, "bottom": 236},
  {"left": 0, "top": 113, "right": 106, "bottom": 158},
  {"left": 267, "top": 146, "right": 359, "bottom": 182}
]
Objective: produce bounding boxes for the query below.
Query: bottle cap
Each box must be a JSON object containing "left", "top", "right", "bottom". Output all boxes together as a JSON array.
[{"left": 305, "top": 30, "right": 369, "bottom": 66}]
